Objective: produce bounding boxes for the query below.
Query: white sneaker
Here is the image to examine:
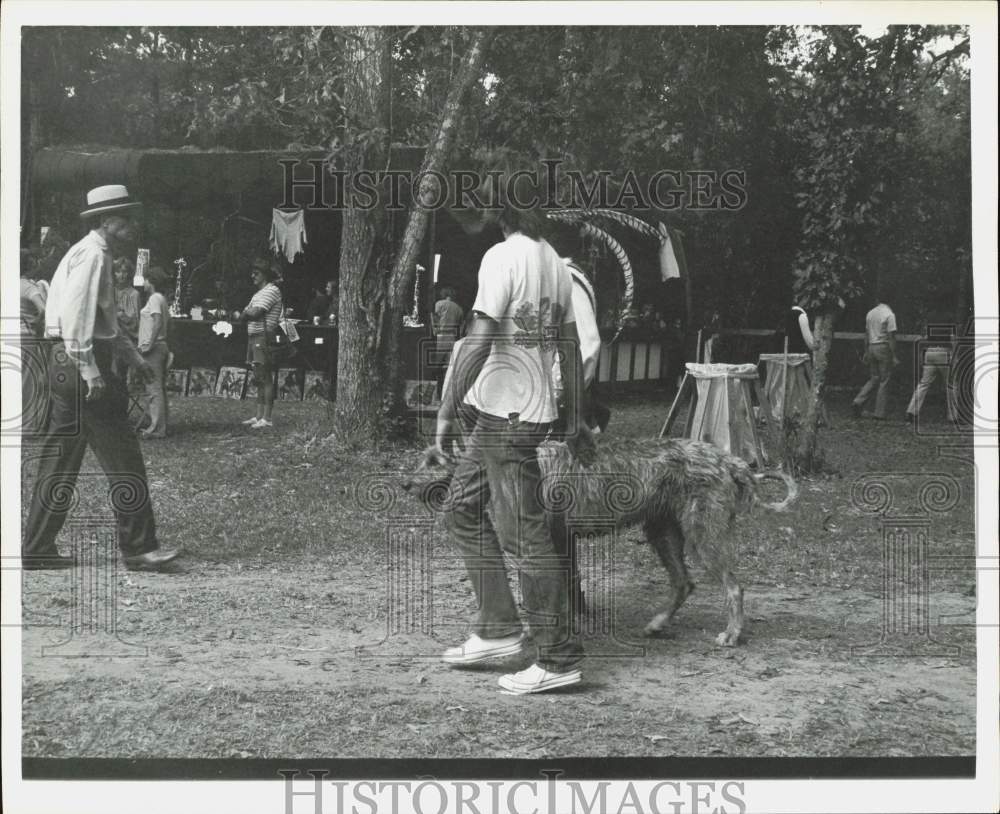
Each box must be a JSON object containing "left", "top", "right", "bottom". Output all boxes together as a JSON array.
[
  {"left": 252, "top": 419, "right": 274, "bottom": 428},
  {"left": 498, "top": 663, "right": 582, "bottom": 694},
  {"left": 441, "top": 633, "right": 524, "bottom": 666},
  {"left": 241, "top": 417, "right": 259, "bottom": 426}
]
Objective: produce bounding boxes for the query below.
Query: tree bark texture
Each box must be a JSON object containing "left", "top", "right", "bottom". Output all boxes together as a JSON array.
[
  {"left": 333, "top": 27, "right": 392, "bottom": 440},
  {"left": 381, "top": 29, "right": 493, "bottom": 424},
  {"left": 795, "top": 311, "right": 835, "bottom": 469}
]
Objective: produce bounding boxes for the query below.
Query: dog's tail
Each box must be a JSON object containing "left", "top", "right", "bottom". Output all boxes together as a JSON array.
[{"left": 753, "top": 469, "right": 799, "bottom": 512}]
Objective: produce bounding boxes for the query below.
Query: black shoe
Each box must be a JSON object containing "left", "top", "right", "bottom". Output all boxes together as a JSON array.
[
  {"left": 851, "top": 403, "right": 862, "bottom": 418},
  {"left": 22, "top": 554, "right": 74, "bottom": 571},
  {"left": 124, "top": 548, "right": 180, "bottom": 572},
  {"left": 905, "top": 413, "right": 914, "bottom": 424}
]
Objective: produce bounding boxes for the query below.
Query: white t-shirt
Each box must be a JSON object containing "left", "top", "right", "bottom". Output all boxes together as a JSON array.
[
  {"left": 138, "top": 292, "right": 170, "bottom": 350},
  {"left": 865, "top": 303, "right": 897, "bottom": 345},
  {"left": 463, "top": 234, "right": 576, "bottom": 424}
]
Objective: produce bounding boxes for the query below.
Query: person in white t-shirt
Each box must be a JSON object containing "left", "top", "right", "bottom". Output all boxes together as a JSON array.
[
  {"left": 852, "top": 288, "right": 900, "bottom": 420},
  {"left": 432, "top": 176, "right": 592, "bottom": 695},
  {"left": 137, "top": 266, "right": 172, "bottom": 438}
]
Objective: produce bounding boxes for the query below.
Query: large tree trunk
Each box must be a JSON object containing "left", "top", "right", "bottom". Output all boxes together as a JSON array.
[
  {"left": 333, "top": 27, "right": 392, "bottom": 441},
  {"left": 795, "top": 311, "right": 835, "bottom": 469},
  {"left": 382, "top": 29, "right": 493, "bottom": 422},
  {"left": 335, "top": 28, "right": 490, "bottom": 442}
]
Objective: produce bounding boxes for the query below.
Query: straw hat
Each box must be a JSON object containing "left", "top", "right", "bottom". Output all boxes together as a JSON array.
[{"left": 79, "top": 184, "right": 142, "bottom": 218}]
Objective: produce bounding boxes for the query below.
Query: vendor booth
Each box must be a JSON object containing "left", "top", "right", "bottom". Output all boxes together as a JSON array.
[{"left": 29, "top": 148, "right": 691, "bottom": 402}]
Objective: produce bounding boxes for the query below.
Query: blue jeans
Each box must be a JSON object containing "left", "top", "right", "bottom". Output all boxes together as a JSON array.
[{"left": 446, "top": 409, "right": 583, "bottom": 672}]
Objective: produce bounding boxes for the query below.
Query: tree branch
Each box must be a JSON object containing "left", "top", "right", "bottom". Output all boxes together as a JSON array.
[{"left": 387, "top": 28, "right": 495, "bottom": 310}]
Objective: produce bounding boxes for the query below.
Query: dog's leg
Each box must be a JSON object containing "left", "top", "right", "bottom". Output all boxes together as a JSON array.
[
  {"left": 680, "top": 504, "right": 745, "bottom": 646},
  {"left": 643, "top": 521, "right": 696, "bottom": 637},
  {"left": 714, "top": 569, "right": 745, "bottom": 647}
]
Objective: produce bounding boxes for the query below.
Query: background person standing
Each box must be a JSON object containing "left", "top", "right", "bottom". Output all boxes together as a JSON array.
[
  {"left": 852, "top": 287, "right": 899, "bottom": 420},
  {"left": 432, "top": 286, "right": 464, "bottom": 396},
  {"left": 239, "top": 257, "right": 283, "bottom": 428},
  {"left": 137, "top": 266, "right": 172, "bottom": 438},
  {"left": 113, "top": 256, "right": 140, "bottom": 344}
]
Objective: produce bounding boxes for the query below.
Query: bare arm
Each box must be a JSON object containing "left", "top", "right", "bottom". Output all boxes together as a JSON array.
[
  {"left": 556, "top": 320, "right": 594, "bottom": 461},
  {"left": 29, "top": 289, "right": 47, "bottom": 315},
  {"left": 439, "top": 313, "right": 495, "bottom": 424},
  {"left": 432, "top": 318, "right": 494, "bottom": 459},
  {"left": 558, "top": 320, "right": 585, "bottom": 434}
]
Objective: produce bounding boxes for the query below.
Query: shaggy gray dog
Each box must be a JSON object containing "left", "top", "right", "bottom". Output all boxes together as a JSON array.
[{"left": 404, "top": 437, "right": 798, "bottom": 647}]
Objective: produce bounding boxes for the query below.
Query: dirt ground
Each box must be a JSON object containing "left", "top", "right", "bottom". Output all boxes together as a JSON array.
[{"left": 19, "top": 392, "right": 978, "bottom": 759}]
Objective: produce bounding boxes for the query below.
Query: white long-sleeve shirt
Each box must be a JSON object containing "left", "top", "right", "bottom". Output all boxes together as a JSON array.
[{"left": 44, "top": 230, "right": 122, "bottom": 382}]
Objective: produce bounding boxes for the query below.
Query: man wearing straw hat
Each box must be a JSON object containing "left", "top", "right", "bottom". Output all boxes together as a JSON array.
[{"left": 22, "top": 185, "right": 180, "bottom": 571}]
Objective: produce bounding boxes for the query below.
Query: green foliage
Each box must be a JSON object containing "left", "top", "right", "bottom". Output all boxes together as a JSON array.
[
  {"left": 22, "top": 25, "right": 969, "bottom": 330},
  {"left": 788, "top": 26, "right": 970, "bottom": 318}
]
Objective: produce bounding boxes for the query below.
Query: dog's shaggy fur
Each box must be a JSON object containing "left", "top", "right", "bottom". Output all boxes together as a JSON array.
[{"left": 404, "top": 437, "right": 797, "bottom": 647}]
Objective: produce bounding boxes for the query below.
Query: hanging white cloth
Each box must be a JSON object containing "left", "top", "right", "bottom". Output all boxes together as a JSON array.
[
  {"left": 270, "top": 208, "right": 308, "bottom": 263},
  {"left": 657, "top": 222, "right": 681, "bottom": 281}
]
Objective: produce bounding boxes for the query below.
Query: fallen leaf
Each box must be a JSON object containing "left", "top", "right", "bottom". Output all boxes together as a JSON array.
[{"left": 738, "top": 713, "right": 760, "bottom": 726}]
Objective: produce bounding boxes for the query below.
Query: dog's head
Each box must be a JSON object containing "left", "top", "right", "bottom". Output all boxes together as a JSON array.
[{"left": 400, "top": 446, "right": 458, "bottom": 514}]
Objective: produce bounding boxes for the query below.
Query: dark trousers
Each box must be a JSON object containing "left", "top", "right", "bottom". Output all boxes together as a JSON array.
[
  {"left": 446, "top": 408, "right": 584, "bottom": 672},
  {"left": 20, "top": 335, "right": 51, "bottom": 436},
  {"left": 23, "top": 342, "right": 158, "bottom": 558}
]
